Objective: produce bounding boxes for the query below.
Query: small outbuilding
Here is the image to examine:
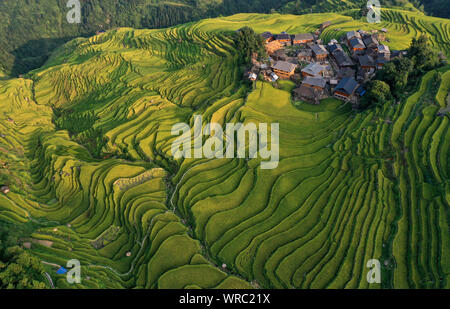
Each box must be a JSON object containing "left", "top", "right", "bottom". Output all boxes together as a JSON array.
[
  {"left": 321, "top": 21, "right": 332, "bottom": 30},
  {"left": 248, "top": 72, "right": 258, "bottom": 81}
]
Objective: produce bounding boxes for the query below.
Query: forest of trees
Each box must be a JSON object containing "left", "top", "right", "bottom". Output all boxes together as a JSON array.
[
  {"left": 54, "top": 109, "right": 107, "bottom": 159},
  {"left": 416, "top": 0, "right": 450, "bottom": 18},
  {"left": 0, "top": 0, "right": 446, "bottom": 76},
  {"left": 0, "top": 220, "right": 48, "bottom": 289},
  {"left": 0, "top": 0, "right": 293, "bottom": 76},
  {"left": 361, "top": 34, "right": 442, "bottom": 108},
  {"left": 233, "top": 27, "right": 266, "bottom": 65}
]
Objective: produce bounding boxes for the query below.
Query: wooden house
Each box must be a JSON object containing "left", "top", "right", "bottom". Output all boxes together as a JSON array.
[
  {"left": 302, "top": 76, "right": 326, "bottom": 90},
  {"left": 275, "top": 33, "right": 292, "bottom": 45},
  {"left": 311, "top": 44, "right": 329, "bottom": 61},
  {"left": 261, "top": 32, "right": 274, "bottom": 43},
  {"left": 301, "top": 63, "right": 324, "bottom": 77},
  {"left": 334, "top": 77, "right": 359, "bottom": 100},
  {"left": 293, "top": 33, "right": 314, "bottom": 45},
  {"left": 272, "top": 61, "right": 297, "bottom": 79},
  {"left": 265, "top": 40, "right": 283, "bottom": 54}
]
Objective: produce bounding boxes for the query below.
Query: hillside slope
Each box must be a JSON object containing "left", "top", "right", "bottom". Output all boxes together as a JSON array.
[
  {"left": 0, "top": 11, "right": 449, "bottom": 288},
  {"left": 0, "top": 0, "right": 294, "bottom": 76},
  {"left": 0, "top": 0, "right": 432, "bottom": 76}
]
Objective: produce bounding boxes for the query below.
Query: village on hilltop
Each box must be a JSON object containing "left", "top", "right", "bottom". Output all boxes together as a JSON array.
[{"left": 246, "top": 22, "right": 408, "bottom": 106}]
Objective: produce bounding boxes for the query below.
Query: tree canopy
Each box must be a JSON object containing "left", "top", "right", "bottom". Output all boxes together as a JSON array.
[
  {"left": 361, "top": 80, "right": 392, "bottom": 108},
  {"left": 372, "top": 34, "right": 440, "bottom": 101},
  {"left": 0, "top": 220, "right": 49, "bottom": 289},
  {"left": 408, "top": 35, "right": 439, "bottom": 72},
  {"left": 233, "top": 27, "right": 265, "bottom": 65}
]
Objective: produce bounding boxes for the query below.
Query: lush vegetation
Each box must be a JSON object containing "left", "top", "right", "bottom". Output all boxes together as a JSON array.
[
  {"left": 2, "top": 0, "right": 446, "bottom": 76},
  {"left": 418, "top": 0, "right": 450, "bottom": 18},
  {"left": 280, "top": 0, "right": 421, "bottom": 15},
  {"left": 361, "top": 80, "right": 393, "bottom": 108},
  {"left": 373, "top": 35, "right": 441, "bottom": 101},
  {"left": 0, "top": 0, "right": 296, "bottom": 76},
  {"left": 233, "top": 27, "right": 266, "bottom": 64},
  {"left": 54, "top": 110, "right": 107, "bottom": 158},
  {"left": 0, "top": 220, "right": 48, "bottom": 288},
  {"left": 0, "top": 11, "right": 448, "bottom": 289}
]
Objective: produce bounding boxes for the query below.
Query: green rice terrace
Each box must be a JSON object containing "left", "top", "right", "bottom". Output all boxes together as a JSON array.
[{"left": 0, "top": 10, "right": 449, "bottom": 289}]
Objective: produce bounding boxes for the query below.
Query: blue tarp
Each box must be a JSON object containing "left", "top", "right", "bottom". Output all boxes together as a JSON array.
[{"left": 57, "top": 267, "right": 67, "bottom": 274}]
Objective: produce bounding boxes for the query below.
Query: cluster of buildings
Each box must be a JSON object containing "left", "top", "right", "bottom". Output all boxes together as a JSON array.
[{"left": 246, "top": 24, "right": 406, "bottom": 105}]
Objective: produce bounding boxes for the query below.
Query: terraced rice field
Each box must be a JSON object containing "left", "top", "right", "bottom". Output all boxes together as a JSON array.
[{"left": 0, "top": 11, "right": 448, "bottom": 289}]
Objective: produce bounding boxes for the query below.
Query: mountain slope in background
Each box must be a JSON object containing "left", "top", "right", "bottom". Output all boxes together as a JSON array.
[
  {"left": 1, "top": 0, "right": 443, "bottom": 76},
  {"left": 0, "top": 0, "right": 293, "bottom": 76}
]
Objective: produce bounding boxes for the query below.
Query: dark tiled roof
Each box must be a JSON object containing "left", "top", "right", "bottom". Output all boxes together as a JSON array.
[
  {"left": 302, "top": 76, "right": 326, "bottom": 88},
  {"left": 378, "top": 44, "right": 390, "bottom": 53},
  {"left": 301, "top": 63, "right": 324, "bottom": 76},
  {"left": 311, "top": 44, "right": 329, "bottom": 56},
  {"left": 261, "top": 32, "right": 273, "bottom": 39},
  {"left": 276, "top": 33, "right": 291, "bottom": 40},
  {"left": 338, "top": 67, "right": 356, "bottom": 79},
  {"left": 333, "top": 50, "right": 354, "bottom": 67},
  {"left": 363, "top": 34, "right": 378, "bottom": 47},
  {"left": 358, "top": 54, "right": 375, "bottom": 67},
  {"left": 377, "top": 55, "right": 388, "bottom": 65},
  {"left": 350, "top": 37, "right": 365, "bottom": 49},
  {"left": 327, "top": 43, "right": 342, "bottom": 54},
  {"left": 335, "top": 77, "right": 358, "bottom": 95},
  {"left": 294, "top": 85, "right": 324, "bottom": 100},
  {"left": 293, "top": 33, "right": 314, "bottom": 41}
]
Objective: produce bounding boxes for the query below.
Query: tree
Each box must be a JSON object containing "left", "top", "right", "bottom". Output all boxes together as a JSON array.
[
  {"left": 0, "top": 220, "right": 48, "bottom": 289},
  {"left": 0, "top": 246, "right": 48, "bottom": 289},
  {"left": 407, "top": 35, "right": 439, "bottom": 72},
  {"left": 361, "top": 80, "right": 392, "bottom": 108},
  {"left": 233, "top": 27, "right": 265, "bottom": 64},
  {"left": 373, "top": 34, "right": 441, "bottom": 101},
  {"left": 375, "top": 57, "right": 414, "bottom": 98}
]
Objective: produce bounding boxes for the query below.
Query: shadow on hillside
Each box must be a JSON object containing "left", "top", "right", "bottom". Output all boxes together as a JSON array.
[{"left": 10, "top": 37, "right": 77, "bottom": 76}]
